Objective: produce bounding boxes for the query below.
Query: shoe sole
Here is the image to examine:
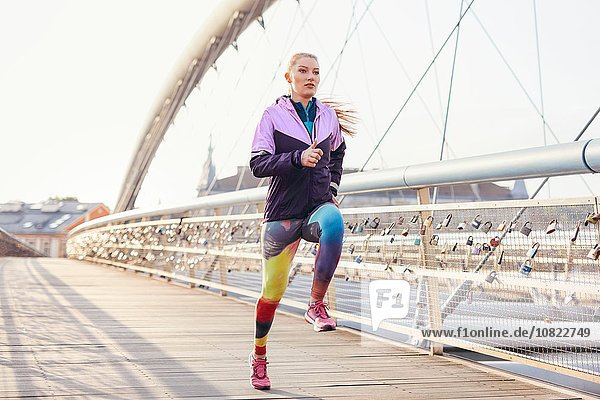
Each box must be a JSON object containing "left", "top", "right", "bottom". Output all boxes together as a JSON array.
[
  {"left": 304, "top": 312, "right": 336, "bottom": 332},
  {"left": 252, "top": 384, "right": 271, "bottom": 390}
]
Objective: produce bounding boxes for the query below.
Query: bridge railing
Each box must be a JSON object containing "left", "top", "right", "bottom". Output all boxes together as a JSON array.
[{"left": 67, "top": 140, "right": 600, "bottom": 383}]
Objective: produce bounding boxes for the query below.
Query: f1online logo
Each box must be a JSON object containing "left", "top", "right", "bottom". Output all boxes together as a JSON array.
[{"left": 369, "top": 280, "right": 410, "bottom": 331}]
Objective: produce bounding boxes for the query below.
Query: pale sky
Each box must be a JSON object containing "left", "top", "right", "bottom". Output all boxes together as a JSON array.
[{"left": 1, "top": 0, "right": 599, "bottom": 210}]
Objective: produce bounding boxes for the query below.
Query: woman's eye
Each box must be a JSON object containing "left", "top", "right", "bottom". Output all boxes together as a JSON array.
[
  {"left": 313, "top": 71, "right": 319, "bottom": 75},
  {"left": 299, "top": 68, "right": 306, "bottom": 73}
]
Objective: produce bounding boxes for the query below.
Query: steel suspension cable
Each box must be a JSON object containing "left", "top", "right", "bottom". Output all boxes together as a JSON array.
[
  {"left": 364, "top": 2, "right": 457, "bottom": 158},
  {"left": 433, "top": 0, "right": 464, "bottom": 205},
  {"left": 358, "top": 0, "right": 476, "bottom": 172},
  {"left": 425, "top": 0, "right": 446, "bottom": 125}
]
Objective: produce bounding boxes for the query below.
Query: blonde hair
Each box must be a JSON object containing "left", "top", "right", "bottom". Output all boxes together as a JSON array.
[
  {"left": 287, "top": 53, "right": 358, "bottom": 137},
  {"left": 322, "top": 99, "right": 359, "bottom": 138},
  {"left": 286, "top": 52, "right": 318, "bottom": 73}
]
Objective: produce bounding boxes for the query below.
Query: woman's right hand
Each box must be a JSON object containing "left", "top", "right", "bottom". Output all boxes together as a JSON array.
[{"left": 301, "top": 141, "right": 323, "bottom": 167}]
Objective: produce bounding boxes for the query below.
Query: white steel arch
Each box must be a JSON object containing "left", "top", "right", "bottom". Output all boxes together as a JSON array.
[{"left": 115, "top": 0, "right": 276, "bottom": 212}]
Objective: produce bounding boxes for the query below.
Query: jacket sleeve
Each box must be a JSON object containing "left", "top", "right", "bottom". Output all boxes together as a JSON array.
[
  {"left": 249, "top": 110, "right": 303, "bottom": 178},
  {"left": 328, "top": 115, "right": 346, "bottom": 196}
]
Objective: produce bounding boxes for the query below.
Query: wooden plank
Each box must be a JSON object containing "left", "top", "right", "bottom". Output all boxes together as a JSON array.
[{"left": 0, "top": 257, "right": 590, "bottom": 399}]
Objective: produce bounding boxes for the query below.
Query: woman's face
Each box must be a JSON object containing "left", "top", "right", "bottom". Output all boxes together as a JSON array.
[{"left": 286, "top": 56, "right": 320, "bottom": 100}]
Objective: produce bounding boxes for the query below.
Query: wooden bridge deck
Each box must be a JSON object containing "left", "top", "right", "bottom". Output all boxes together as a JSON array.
[{"left": 0, "top": 257, "right": 589, "bottom": 399}]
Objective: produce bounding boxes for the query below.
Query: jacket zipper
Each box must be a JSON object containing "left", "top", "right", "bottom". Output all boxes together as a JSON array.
[{"left": 286, "top": 99, "right": 324, "bottom": 212}]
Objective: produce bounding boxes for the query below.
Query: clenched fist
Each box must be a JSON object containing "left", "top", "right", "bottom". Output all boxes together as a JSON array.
[{"left": 301, "top": 140, "right": 323, "bottom": 168}]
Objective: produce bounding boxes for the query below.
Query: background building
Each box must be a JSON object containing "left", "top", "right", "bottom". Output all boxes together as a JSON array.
[{"left": 0, "top": 199, "right": 110, "bottom": 257}]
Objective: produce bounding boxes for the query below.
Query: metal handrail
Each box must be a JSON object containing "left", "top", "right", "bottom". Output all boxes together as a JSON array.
[{"left": 72, "top": 138, "right": 600, "bottom": 235}]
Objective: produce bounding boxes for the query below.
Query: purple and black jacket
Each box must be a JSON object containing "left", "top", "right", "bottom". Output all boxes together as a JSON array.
[{"left": 250, "top": 95, "right": 346, "bottom": 222}]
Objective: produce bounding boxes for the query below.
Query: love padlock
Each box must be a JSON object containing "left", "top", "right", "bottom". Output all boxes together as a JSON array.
[
  {"left": 587, "top": 244, "right": 600, "bottom": 260},
  {"left": 410, "top": 214, "right": 419, "bottom": 224},
  {"left": 571, "top": 221, "right": 581, "bottom": 243},
  {"left": 348, "top": 243, "right": 355, "bottom": 254},
  {"left": 443, "top": 213, "right": 453, "bottom": 227},
  {"left": 429, "top": 234, "right": 439, "bottom": 245},
  {"left": 585, "top": 212, "right": 600, "bottom": 226},
  {"left": 519, "top": 260, "right": 533, "bottom": 276},
  {"left": 520, "top": 221, "right": 532, "bottom": 236},
  {"left": 397, "top": 216, "right": 405, "bottom": 225},
  {"left": 466, "top": 235, "right": 474, "bottom": 246},
  {"left": 452, "top": 242, "right": 458, "bottom": 252},
  {"left": 497, "top": 250, "right": 504, "bottom": 265},
  {"left": 490, "top": 236, "right": 500, "bottom": 247},
  {"left": 485, "top": 271, "right": 498, "bottom": 284},
  {"left": 414, "top": 237, "right": 421, "bottom": 245},
  {"left": 401, "top": 228, "right": 410, "bottom": 237},
  {"left": 471, "top": 214, "right": 483, "bottom": 229},
  {"left": 457, "top": 221, "right": 467, "bottom": 230},
  {"left": 481, "top": 221, "right": 493, "bottom": 233},
  {"left": 354, "top": 255, "right": 363, "bottom": 264},
  {"left": 527, "top": 242, "right": 540, "bottom": 259},
  {"left": 423, "top": 215, "right": 433, "bottom": 228},
  {"left": 369, "top": 217, "right": 381, "bottom": 229},
  {"left": 381, "top": 222, "right": 396, "bottom": 236},
  {"left": 482, "top": 243, "right": 491, "bottom": 252},
  {"left": 497, "top": 220, "right": 507, "bottom": 232},
  {"left": 311, "top": 244, "right": 319, "bottom": 255},
  {"left": 546, "top": 219, "right": 558, "bottom": 234},
  {"left": 471, "top": 243, "right": 482, "bottom": 255}
]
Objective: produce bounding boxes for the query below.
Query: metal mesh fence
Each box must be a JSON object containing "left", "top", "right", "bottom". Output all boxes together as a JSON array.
[{"left": 67, "top": 196, "right": 600, "bottom": 381}]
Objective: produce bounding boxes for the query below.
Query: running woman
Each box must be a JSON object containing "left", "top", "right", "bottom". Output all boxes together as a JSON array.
[{"left": 248, "top": 52, "right": 356, "bottom": 390}]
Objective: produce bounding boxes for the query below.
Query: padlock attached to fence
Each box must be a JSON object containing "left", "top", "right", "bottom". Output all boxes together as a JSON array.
[
  {"left": 570, "top": 221, "right": 580, "bottom": 243},
  {"left": 397, "top": 216, "right": 405, "bottom": 225},
  {"left": 369, "top": 217, "right": 381, "bottom": 229},
  {"left": 423, "top": 215, "right": 433, "bottom": 228},
  {"left": 443, "top": 213, "right": 453, "bottom": 227},
  {"left": 546, "top": 219, "right": 558, "bottom": 234},
  {"left": 348, "top": 243, "right": 355, "bottom": 254},
  {"left": 520, "top": 221, "right": 532, "bottom": 236},
  {"left": 457, "top": 221, "right": 467, "bottom": 230},
  {"left": 485, "top": 271, "right": 498, "bottom": 284},
  {"left": 471, "top": 243, "right": 482, "bottom": 255},
  {"left": 587, "top": 244, "right": 600, "bottom": 260},
  {"left": 526, "top": 242, "right": 540, "bottom": 259},
  {"left": 401, "top": 227, "right": 410, "bottom": 237},
  {"left": 519, "top": 260, "right": 533, "bottom": 276},
  {"left": 481, "top": 221, "right": 493, "bottom": 233},
  {"left": 466, "top": 235, "right": 474, "bottom": 246},
  {"left": 410, "top": 214, "right": 419, "bottom": 224},
  {"left": 497, "top": 250, "right": 504, "bottom": 265},
  {"left": 471, "top": 214, "right": 482, "bottom": 229},
  {"left": 381, "top": 221, "right": 395, "bottom": 236},
  {"left": 429, "top": 234, "right": 439, "bottom": 245},
  {"left": 497, "top": 220, "right": 507, "bottom": 232},
  {"left": 490, "top": 236, "right": 500, "bottom": 247},
  {"left": 310, "top": 243, "right": 319, "bottom": 255},
  {"left": 585, "top": 212, "right": 600, "bottom": 226}
]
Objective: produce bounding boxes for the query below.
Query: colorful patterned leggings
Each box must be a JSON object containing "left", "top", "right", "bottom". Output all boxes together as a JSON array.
[{"left": 254, "top": 202, "right": 344, "bottom": 357}]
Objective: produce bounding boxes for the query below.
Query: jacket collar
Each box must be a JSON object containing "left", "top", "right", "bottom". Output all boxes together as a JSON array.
[{"left": 275, "top": 95, "right": 325, "bottom": 113}]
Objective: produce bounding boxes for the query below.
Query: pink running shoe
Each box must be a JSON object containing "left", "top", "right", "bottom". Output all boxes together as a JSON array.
[
  {"left": 305, "top": 300, "right": 337, "bottom": 332},
  {"left": 248, "top": 352, "right": 270, "bottom": 390}
]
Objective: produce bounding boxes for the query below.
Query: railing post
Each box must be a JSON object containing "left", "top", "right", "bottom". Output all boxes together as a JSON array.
[
  {"left": 214, "top": 208, "right": 228, "bottom": 297},
  {"left": 417, "top": 188, "right": 444, "bottom": 356}
]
